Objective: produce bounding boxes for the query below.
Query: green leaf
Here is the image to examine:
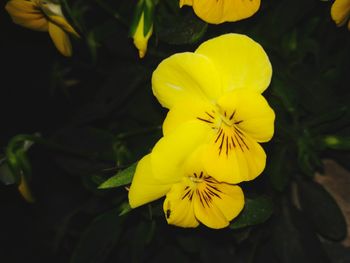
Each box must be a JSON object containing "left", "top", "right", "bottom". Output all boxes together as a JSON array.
[
  {"left": 71, "top": 209, "right": 125, "bottom": 263},
  {"left": 99, "top": 163, "right": 137, "bottom": 189},
  {"left": 298, "top": 180, "right": 347, "bottom": 241},
  {"left": 230, "top": 196, "right": 273, "bottom": 229}
]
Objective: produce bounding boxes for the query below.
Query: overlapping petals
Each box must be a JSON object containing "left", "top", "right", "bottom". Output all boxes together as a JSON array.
[
  {"left": 129, "top": 33, "right": 274, "bottom": 229},
  {"left": 5, "top": 0, "right": 79, "bottom": 56},
  {"left": 180, "top": 0, "right": 261, "bottom": 24},
  {"left": 152, "top": 34, "right": 275, "bottom": 184},
  {"left": 129, "top": 147, "right": 244, "bottom": 229}
]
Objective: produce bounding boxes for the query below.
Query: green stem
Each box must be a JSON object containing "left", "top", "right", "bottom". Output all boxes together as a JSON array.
[
  {"left": 8, "top": 134, "right": 102, "bottom": 161},
  {"left": 116, "top": 125, "right": 161, "bottom": 140}
]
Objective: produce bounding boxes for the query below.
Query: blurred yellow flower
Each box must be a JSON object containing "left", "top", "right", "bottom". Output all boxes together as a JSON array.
[
  {"left": 5, "top": 0, "right": 79, "bottom": 56},
  {"left": 152, "top": 34, "right": 275, "bottom": 184},
  {"left": 331, "top": 0, "right": 350, "bottom": 30},
  {"left": 180, "top": 0, "right": 260, "bottom": 24},
  {"left": 129, "top": 146, "right": 244, "bottom": 229},
  {"left": 132, "top": 11, "right": 153, "bottom": 58}
]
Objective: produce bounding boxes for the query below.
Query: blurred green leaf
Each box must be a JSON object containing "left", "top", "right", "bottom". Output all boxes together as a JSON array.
[
  {"left": 71, "top": 209, "right": 125, "bottom": 263},
  {"left": 0, "top": 161, "right": 16, "bottom": 185},
  {"left": 267, "top": 145, "right": 292, "bottom": 191},
  {"left": 230, "top": 196, "right": 273, "bottom": 229},
  {"left": 298, "top": 180, "right": 347, "bottom": 241},
  {"left": 99, "top": 163, "right": 136, "bottom": 189},
  {"left": 258, "top": 205, "right": 331, "bottom": 263},
  {"left": 320, "top": 135, "right": 350, "bottom": 151},
  {"left": 156, "top": 3, "right": 207, "bottom": 45}
]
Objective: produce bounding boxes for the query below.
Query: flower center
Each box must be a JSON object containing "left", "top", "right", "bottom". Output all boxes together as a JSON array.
[
  {"left": 181, "top": 172, "right": 222, "bottom": 208},
  {"left": 196, "top": 109, "right": 249, "bottom": 156}
]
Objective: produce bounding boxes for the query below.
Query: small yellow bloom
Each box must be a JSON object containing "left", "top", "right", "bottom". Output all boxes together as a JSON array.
[
  {"left": 129, "top": 146, "right": 244, "bottom": 229},
  {"left": 180, "top": 0, "right": 260, "bottom": 24},
  {"left": 5, "top": 0, "right": 79, "bottom": 56},
  {"left": 132, "top": 12, "right": 153, "bottom": 58},
  {"left": 152, "top": 33, "right": 275, "bottom": 184},
  {"left": 331, "top": 0, "right": 350, "bottom": 30}
]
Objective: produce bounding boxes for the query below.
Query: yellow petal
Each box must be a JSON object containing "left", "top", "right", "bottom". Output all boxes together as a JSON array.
[
  {"left": 18, "top": 174, "right": 35, "bottom": 203},
  {"left": 217, "top": 90, "right": 275, "bottom": 142},
  {"left": 203, "top": 132, "right": 267, "bottom": 183},
  {"left": 331, "top": 0, "right": 350, "bottom": 26},
  {"left": 191, "top": 0, "right": 260, "bottom": 24},
  {"left": 179, "top": 0, "right": 193, "bottom": 7},
  {"left": 151, "top": 121, "right": 212, "bottom": 182},
  {"left": 128, "top": 155, "right": 172, "bottom": 208},
  {"left": 48, "top": 21, "right": 72, "bottom": 56},
  {"left": 193, "top": 182, "right": 244, "bottom": 229},
  {"left": 152, "top": 52, "right": 222, "bottom": 109},
  {"left": 49, "top": 15, "right": 80, "bottom": 38},
  {"left": 5, "top": 0, "right": 48, "bottom": 31},
  {"left": 195, "top": 33, "right": 272, "bottom": 94},
  {"left": 163, "top": 180, "right": 199, "bottom": 228},
  {"left": 133, "top": 12, "right": 153, "bottom": 58},
  {"left": 162, "top": 97, "right": 215, "bottom": 136}
]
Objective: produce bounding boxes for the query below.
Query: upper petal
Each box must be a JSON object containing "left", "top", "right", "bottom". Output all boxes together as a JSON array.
[
  {"left": 331, "top": 0, "right": 350, "bottom": 26},
  {"left": 162, "top": 97, "right": 215, "bottom": 136},
  {"left": 5, "top": 0, "right": 48, "bottom": 31},
  {"left": 195, "top": 33, "right": 272, "bottom": 94},
  {"left": 152, "top": 52, "right": 222, "bottom": 109},
  {"left": 192, "top": 0, "right": 260, "bottom": 24},
  {"left": 128, "top": 154, "right": 172, "bottom": 208}
]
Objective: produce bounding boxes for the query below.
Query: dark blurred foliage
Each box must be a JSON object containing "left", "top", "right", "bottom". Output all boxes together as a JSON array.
[{"left": 1, "top": 0, "right": 350, "bottom": 262}]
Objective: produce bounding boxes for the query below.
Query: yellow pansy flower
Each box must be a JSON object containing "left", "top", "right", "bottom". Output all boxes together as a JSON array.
[
  {"left": 132, "top": 11, "right": 153, "bottom": 58},
  {"left": 180, "top": 0, "right": 260, "bottom": 24},
  {"left": 5, "top": 0, "right": 79, "bottom": 56},
  {"left": 129, "top": 145, "right": 244, "bottom": 229},
  {"left": 331, "top": 0, "right": 350, "bottom": 30},
  {"left": 152, "top": 33, "right": 275, "bottom": 184}
]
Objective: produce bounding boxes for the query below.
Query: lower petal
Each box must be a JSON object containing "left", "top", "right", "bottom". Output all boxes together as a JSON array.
[
  {"left": 203, "top": 134, "right": 266, "bottom": 184},
  {"left": 48, "top": 22, "right": 72, "bottom": 56},
  {"left": 128, "top": 155, "right": 172, "bottom": 208},
  {"left": 193, "top": 182, "right": 244, "bottom": 229},
  {"left": 151, "top": 121, "right": 212, "bottom": 182},
  {"left": 49, "top": 15, "right": 80, "bottom": 38},
  {"left": 163, "top": 181, "right": 199, "bottom": 228}
]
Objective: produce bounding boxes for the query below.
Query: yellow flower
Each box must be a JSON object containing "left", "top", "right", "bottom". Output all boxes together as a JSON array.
[
  {"left": 132, "top": 11, "right": 153, "bottom": 58},
  {"left": 129, "top": 145, "right": 244, "bottom": 229},
  {"left": 152, "top": 33, "right": 275, "bottom": 184},
  {"left": 180, "top": 0, "right": 260, "bottom": 24},
  {"left": 5, "top": 0, "right": 79, "bottom": 56},
  {"left": 331, "top": 0, "right": 350, "bottom": 30}
]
